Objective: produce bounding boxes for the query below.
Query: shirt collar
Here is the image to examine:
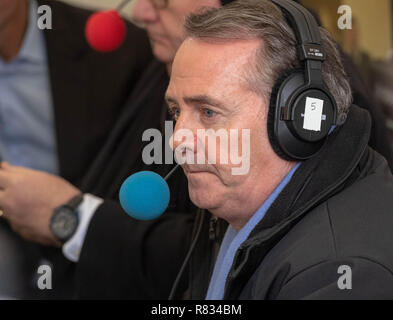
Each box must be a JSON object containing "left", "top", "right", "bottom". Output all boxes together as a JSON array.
[
  {"left": 205, "top": 162, "right": 301, "bottom": 299},
  {"left": 18, "top": 0, "right": 47, "bottom": 63},
  {"left": 239, "top": 162, "right": 302, "bottom": 235}
]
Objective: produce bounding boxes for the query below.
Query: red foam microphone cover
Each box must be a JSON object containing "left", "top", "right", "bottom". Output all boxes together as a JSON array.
[{"left": 85, "top": 10, "right": 126, "bottom": 52}]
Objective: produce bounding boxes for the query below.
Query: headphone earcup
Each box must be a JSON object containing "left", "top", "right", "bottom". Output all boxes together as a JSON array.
[
  {"left": 268, "top": 68, "right": 336, "bottom": 161},
  {"left": 267, "top": 69, "right": 304, "bottom": 161}
]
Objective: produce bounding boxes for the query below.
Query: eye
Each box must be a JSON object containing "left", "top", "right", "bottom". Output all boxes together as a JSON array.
[
  {"left": 202, "top": 108, "right": 216, "bottom": 119},
  {"left": 169, "top": 106, "right": 180, "bottom": 120}
]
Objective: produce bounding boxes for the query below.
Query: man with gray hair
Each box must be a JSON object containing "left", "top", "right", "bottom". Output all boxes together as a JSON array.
[{"left": 167, "top": 0, "right": 393, "bottom": 299}]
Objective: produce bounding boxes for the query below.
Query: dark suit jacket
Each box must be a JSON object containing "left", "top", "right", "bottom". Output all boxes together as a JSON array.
[
  {"left": 40, "top": 0, "right": 154, "bottom": 298},
  {"left": 0, "top": 0, "right": 153, "bottom": 299},
  {"left": 75, "top": 60, "right": 196, "bottom": 299},
  {"left": 38, "top": 0, "right": 153, "bottom": 186}
]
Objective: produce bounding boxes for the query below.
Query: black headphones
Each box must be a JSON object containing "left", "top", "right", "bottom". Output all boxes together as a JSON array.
[
  {"left": 222, "top": 0, "right": 344, "bottom": 161},
  {"left": 268, "top": 0, "right": 341, "bottom": 160}
]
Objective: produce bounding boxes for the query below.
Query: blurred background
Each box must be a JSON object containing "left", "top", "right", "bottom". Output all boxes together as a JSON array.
[
  {"left": 302, "top": 0, "right": 393, "bottom": 144},
  {"left": 63, "top": 0, "right": 393, "bottom": 61},
  {"left": 63, "top": 0, "right": 393, "bottom": 147},
  {"left": 64, "top": 0, "right": 135, "bottom": 18}
]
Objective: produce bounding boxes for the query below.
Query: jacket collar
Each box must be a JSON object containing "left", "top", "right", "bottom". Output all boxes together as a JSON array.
[
  {"left": 36, "top": 0, "right": 90, "bottom": 183},
  {"left": 224, "top": 104, "right": 372, "bottom": 299},
  {"left": 38, "top": 0, "right": 88, "bottom": 59}
]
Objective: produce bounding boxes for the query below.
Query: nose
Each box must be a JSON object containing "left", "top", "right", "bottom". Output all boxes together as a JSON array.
[
  {"left": 170, "top": 115, "right": 198, "bottom": 162},
  {"left": 131, "top": 0, "right": 159, "bottom": 25}
]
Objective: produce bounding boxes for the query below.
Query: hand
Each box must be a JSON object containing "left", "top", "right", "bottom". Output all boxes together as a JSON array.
[{"left": 0, "top": 162, "right": 81, "bottom": 246}]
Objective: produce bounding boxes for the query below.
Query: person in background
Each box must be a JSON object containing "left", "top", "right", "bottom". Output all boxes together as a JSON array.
[{"left": 0, "top": 0, "right": 152, "bottom": 298}]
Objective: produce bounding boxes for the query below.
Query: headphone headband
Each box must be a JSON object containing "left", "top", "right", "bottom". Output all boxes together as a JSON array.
[
  {"left": 267, "top": 0, "right": 338, "bottom": 160},
  {"left": 271, "top": 0, "right": 325, "bottom": 87},
  {"left": 220, "top": 0, "right": 236, "bottom": 5},
  {"left": 219, "top": 0, "right": 339, "bottom": 160},
  {"left": 272, "top": 0, "right": 321, "bottom": 48}
]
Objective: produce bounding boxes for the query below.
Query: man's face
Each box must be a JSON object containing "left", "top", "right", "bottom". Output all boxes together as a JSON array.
[
  {"left": 131, "top": 0, "right": 221, "bottom": 64},
  {"left": 0, "top": 0, "right": 21, "bottom": 30},
  {"left": 166, "top": 38, "right": 287, "bottom": 225}
]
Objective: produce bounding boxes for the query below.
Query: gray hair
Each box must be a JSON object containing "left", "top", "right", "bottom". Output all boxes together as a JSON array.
[{"left": 184, "top": 0, "right": 352, "bottom": 116}]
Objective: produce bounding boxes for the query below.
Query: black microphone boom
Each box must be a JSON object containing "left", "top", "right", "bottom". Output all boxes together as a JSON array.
[
  {"left": 164, "top": 164, "right": 180, "bottom": 181},
  {"left": 168, "top": 210, "right": 205, "bottom": 300}
]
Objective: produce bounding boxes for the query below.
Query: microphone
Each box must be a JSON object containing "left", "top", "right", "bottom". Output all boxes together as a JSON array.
[
  {"left": 119, "top": 164, "right": 180, "bottom": 220},
  {"left": 85, "top": 0, "right": 132, "bottom": 52}
]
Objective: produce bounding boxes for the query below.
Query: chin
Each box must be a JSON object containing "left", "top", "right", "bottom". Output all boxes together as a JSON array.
[
  {"left": 151, "top": 42, "right": 176, "bottom": 65},
  {"left": 189, "top": 189, "right": 218, "bottom": 211},
  {"left": 186, "top": 171, "right": 226, "bottom": 209},
  {"left": 187, "top": 183, "right": 222, "bottom": 211}
]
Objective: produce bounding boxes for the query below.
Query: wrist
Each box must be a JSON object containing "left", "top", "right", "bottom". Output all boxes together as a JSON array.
[
  {"left": 50, "top": 193, "right": 84, "bottom": 244},
  {"left": 62, "top": 194, "right": 104, "bottom": 262}
]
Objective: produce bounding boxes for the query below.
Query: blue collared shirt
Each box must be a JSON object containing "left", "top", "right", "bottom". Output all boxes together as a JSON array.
[
  {"left": 205, "top": 163, "right": 301, "bottom": 300},
  {"left": 0, "top": 0, "right": 58, "bottom": 174}
]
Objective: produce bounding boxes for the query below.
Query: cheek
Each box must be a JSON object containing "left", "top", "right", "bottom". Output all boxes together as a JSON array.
[
  {"left": 167, "top": 29, "right": 184, "bottom": 52},
  {"left": 187, "top": 169, "right": 249, "bottom": 210},
  {"left": 150, "top": 41, "right": 176, "bottom": 63},
  {"left": 205, "top": 165, "right": 247, "bottom": 190},
  {"left": 244, "top": 110, "right": 270, "bottom": 157},
  {"left": 161, "top": 13, "right": 186, "bottom": 48}
]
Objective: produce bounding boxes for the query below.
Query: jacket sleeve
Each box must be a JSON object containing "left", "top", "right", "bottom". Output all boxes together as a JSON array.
[
  {"left": 74, "top": 199, "right": 194, "bottom": 299},
  {"left": 275, "top": 258, "right": 393, "bottom": 300}
]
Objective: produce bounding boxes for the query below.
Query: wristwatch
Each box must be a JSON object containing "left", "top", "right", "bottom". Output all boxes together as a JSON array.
[{"left": 50, "top": 194, "right": 84, "bottom": 244}]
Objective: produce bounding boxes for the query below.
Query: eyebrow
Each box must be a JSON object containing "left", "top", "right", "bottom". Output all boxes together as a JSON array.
[
  {"left": 165, "top": 96, "right": 178, "bottom": 106},
  {"left": 165, "top": 94, "right": 226, "bottom": 110},
  {"left": 184, "top": 95, "right": 225, "bottom": 109}
]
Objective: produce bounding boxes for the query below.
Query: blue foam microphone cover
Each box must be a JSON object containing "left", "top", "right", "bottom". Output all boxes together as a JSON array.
[{"left": 119, "top": 171, "right": 170, "bottom": 220}]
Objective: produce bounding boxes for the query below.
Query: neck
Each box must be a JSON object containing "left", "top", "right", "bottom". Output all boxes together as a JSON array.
[
  {"left": 0, "top": 0, "right": 29, "bottom": 62},
  {"left": 217, "top": 161, "right": 297, "bottom": 232}
]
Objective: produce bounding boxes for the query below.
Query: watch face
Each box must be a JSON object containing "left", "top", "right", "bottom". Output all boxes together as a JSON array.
[{"left": 51, "top": 208, "right": 78, "bottom": 242}]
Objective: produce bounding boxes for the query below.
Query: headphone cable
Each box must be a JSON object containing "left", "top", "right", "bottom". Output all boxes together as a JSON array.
[{"left": 168, "top": 210, "right": 205, "bottom": 300}]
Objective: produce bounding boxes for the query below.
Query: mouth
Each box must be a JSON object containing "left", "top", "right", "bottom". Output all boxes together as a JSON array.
[
  {"left": 182, "top": 165, "right": 215, "bottom": 175},
  {"left": 148, "top": 32, "right": 166, "bottom": 44},
  {"left": 187, "top": 171, "right": 211, "bottom": 175},
  {"left": 182, "top": 165, "right": 227, "bottom": 186}
]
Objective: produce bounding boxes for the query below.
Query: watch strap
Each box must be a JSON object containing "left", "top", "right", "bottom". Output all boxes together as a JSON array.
[
  {"left": 65, "top": 194, "right": 84, "bottom": 211},
  {"left": 50, "top": 194, "right": 84, "bottom": 244}
]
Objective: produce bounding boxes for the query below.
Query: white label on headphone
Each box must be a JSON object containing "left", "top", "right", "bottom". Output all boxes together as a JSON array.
[{"left": 303, "top": 97, "right": 324, "bottom": 132}]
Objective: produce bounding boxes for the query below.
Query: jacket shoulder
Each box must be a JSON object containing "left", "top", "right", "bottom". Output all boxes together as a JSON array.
[
  {"left": 245, "top": 154, "right": 393, "bottom": 299},
  {"left": 284, "top": 149, "right": 393, "bottom": 275},
  {"left": 323, "top": 152, "right": 393, "bottom": 270},
  {"left": 274, "top": 256, "right": 393, "bottom": 299}
]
